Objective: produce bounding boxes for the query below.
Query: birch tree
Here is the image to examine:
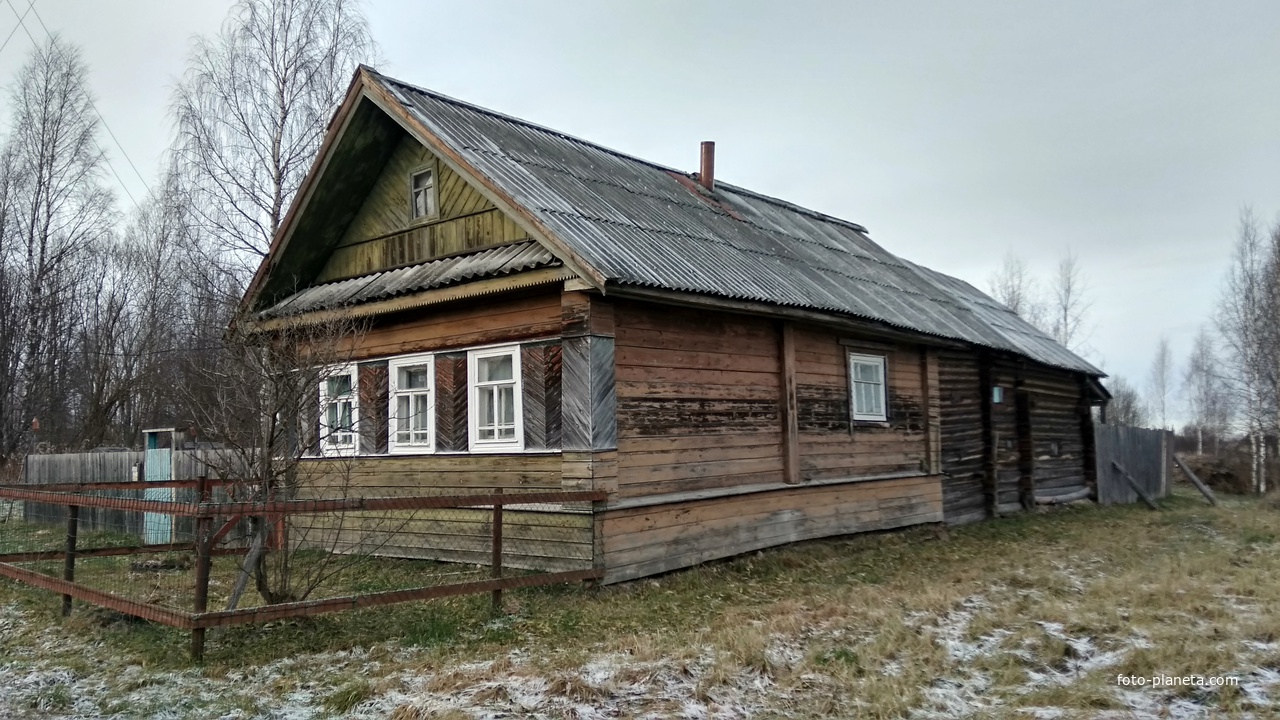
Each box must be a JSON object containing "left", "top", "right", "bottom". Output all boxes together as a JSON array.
[
  {"left": 1049, "top": 249, "right": 1092, "bottom": 352},
  {"left": 171, "top": 0, "right": 376, "bottom": 278},
  {"left": 1147, "top": 336, "right": 1173, "bottom": 430},
  {"left": 1183, "top": 326, "right": 1230, "bottom": 455},
  {"left": 1106, "top": 375, "right": 1147, "bottom": 427},
  {"left": 1216, "top": 208, "right": 1279, "bottom": 494},
  {"left": 0, "top": 36, "right": 115, "bottom": 461},
  {"left": 988, "top": 251, "right": 1048, "bottom": 329}
]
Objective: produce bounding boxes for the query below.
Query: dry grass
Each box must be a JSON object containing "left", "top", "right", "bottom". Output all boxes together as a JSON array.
[{"left": 2, "top": 486, "right": 1279, "bottom": 718}]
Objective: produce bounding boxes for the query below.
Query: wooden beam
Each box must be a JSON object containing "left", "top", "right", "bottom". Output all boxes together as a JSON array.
[
  {"left": 248, "top": 267, "right": 574, "bottom": 331},
  {"left": 780, "top": 321, "right": 800, "bottom": 484},
  {"left": 1078, "top": 374, "right": 1099, "bottom": 498},
  {"left": 1035, "top": 487, "right": 1093, "bottom": 505},
  {"left": 920, "top": 348, "right": 940, "bottom": 475},
  {"left": 1172, "top": 454, "right": 1217, "bottom": 506}
]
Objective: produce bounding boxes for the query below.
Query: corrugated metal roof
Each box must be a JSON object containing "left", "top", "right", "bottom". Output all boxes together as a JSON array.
[
  {"left": 260, "top": 241, "right": 559, "bottom": 318},
  {"left": 356, "top": 71, "right": 1101, "bottom": 375}
]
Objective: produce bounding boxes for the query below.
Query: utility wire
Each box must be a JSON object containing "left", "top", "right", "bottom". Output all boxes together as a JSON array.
[
  {"left": 28, "top": 2, "right": 151, "bottom": 196},
  {"left": 3, "top": 0, "right": 146, "bottom": 209},
  {"left": 0, "top": 0, "right": 33, "bottom": 57}
]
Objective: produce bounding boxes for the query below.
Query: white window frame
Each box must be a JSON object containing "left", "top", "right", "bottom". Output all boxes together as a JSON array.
[
  {"left": 409, "top": 166, "right": 437, "bottom": 221},
  {"left": 388, "top": 353, "right": 435, "bottom": 455},
  {"left": 468, "top": 345, "right": 523, "bottom": 452},
  {"left": 847, "top": 352, "right": 888, "bottom": 422},
  {"left": 319, "top": 363, "right": 359, "bottom": 456}
]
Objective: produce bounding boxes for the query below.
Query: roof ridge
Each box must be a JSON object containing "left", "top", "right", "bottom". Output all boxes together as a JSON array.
[
  {"left": 367, "top": 67, "right": 685, "bottom": 175},
  {"left": 368, "top": 67, "right": 872, "bottom": 235}
]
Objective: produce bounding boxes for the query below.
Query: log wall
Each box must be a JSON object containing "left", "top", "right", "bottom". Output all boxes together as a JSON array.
[
  {"left": 939, "top": 350, "right": 1092, "bottom": 524},
  {"left": 613, "top": 301, "right": 784, "bottom": 499}
]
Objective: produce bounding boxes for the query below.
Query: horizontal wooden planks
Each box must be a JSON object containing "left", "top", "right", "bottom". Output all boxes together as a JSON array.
[
  {"left": 613, "top": 301, "right": 783, "bottom": 497},
  {"left": 600, "top": 474, "right": 943, "bottom": 583},
  {"left": 295, "top": 506, "right": 593, "bottom": 573},
  {"left": 350, "top": 291, "right": 561, "bottom": 359},
  {"left": 299, "top": 453, "right": 562, "bottom": 494},
  {"left": 793, "top": 326, "right": 926, "bottom": 481}
]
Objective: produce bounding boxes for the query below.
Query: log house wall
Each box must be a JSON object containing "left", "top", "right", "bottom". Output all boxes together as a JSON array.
[{"left": 601, "top": 300, "right": 943, "bottom": 583}]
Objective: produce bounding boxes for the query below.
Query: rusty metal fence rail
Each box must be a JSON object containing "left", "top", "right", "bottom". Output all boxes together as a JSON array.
[{"left": 0, "top": 479, "right": 605, "bottom": 660}]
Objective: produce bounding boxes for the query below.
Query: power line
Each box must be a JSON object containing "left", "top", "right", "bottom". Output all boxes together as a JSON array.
[
  {"left": 27, "top": 2, "right": 151, "bottom": 196},
  {"left": 0, "top": 0, "right": 32, "bottom": 57},
  {"left": 3, "top": 0, "right": 147, "bottom": 209}
]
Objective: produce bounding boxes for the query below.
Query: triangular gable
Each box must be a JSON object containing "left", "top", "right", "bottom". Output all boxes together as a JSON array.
[{"left": 242, "top": 67, "right": 603, "bottom": 314}]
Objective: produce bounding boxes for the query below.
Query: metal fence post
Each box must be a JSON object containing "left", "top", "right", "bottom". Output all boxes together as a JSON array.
[
  {"left": 191, "top": 476, "right": 212, "bottom": 661},
  {"left": 62, "top": 505, "right": 79, "bottom": 617},
  {"left": 492, "top": 488, "right": 503, "bottom": 614}
]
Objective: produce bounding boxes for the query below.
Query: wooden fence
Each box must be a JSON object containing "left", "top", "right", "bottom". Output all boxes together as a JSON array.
[
  {"left": 1094, "top": 424, "right": 1169, "bottom": 506},
  {"left": 21, "top": 450, "right": 244, "bottom": 539}
]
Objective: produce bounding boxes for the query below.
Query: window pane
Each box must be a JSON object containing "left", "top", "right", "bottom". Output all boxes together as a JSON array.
[
  {"left": 479, "top": 427, "right": 495, "bottom": 440},
  {"left": 480, "top": 387, "right": 496, "bottom": 427},
  {"left": 499, "top": 385, "right": 515, "bottom": 424},
  {"left": 855, "top": 362, "right": 879, "bottom": 382},
  {"left": 400, "top": 366, "right": 430, "bottom": 390},
  {"left": 412, "top": 395, "right": 430, "bottom": 431},
  {"left": 338, "top": 401, "right": 352, "bottom": 431},
  {"left": 396, "top": 396, "right": 411, "bottom": 432},
  {"left": 479, "top": 355, "right": 513, "bottom": 382},
  {"left": 327, "top": 375, "right": 351, "bottom": 397},
  {"left": 326, "top": 402, "right": 339, "bottom": 433},
  {"left": 413, "top": 170, "right": 432, "bottom": 190}
]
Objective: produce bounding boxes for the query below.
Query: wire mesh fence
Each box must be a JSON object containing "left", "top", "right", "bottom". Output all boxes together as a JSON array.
[{"left": 0, "top": 474, "right": 604, "bottom": 660}]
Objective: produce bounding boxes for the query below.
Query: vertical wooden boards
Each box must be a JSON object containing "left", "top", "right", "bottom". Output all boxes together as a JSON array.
[
  {"left": 613, "top": 301, "right": 782, "bottom": 498},
  {"left": 1078, "top": 375, "right": 1099, "bottom": 497},
  {"left": 315, "top": 134, "right": 525, "bottom": 281},
  {"left": 434, "top": 353, "right": 468, "bottom": 452},
  {"left": 358, "top": 360, "right": 389, "bottom": 455},
  {"left": 780, "top": 322, "right": 800, "bottom": 485},
  {"left": 921, "top": 348, "right": 941, "bottom": 475},
  {"left": 1094, "top": 424, "right": 1168, "bottom": 505}
]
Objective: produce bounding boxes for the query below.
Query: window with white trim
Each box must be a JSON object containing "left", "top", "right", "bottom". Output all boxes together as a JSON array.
[
  {"left": 468, "top": 346, "right": 522, "bottom": 451},
  {"left": 389, "top": 354, "right": 434, "bottom": 453},
  {"left": 847, "top": 353, "right": 887, "bottom": 422},
  {"left": 319, "top": 364, "right": 358, "bottom": 455},
  {"left": 410, "top": 167, "right": 436, "bottom": 220}
]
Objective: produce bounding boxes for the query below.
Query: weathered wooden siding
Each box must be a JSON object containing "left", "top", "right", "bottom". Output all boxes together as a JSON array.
[
  {"left": 300, "top": 453, "right": 562, "bottom": 494},
  {"left": 991, "top": 364, "right": 1022, "bottom": 514},
  {"left": 938, "top": 350, "right": 986, "bottom": 525},
  {"left": 1022, "top": 366, "right": 1090, "bottom": 502},
  {"left": 794, "top": 329, "right": 931, "bottom": 481},
  {"left": 600, "top": 474, "right": 943, "bottom": 583},
  {"left": 348, "top": 290, "right": 562, "bottom": 360},
  {"left": 317, "top": 135, "right": 528, "bottom": 281},
  {"left": 295, "top": 454, "right": 590, "bottom": 572},
  {"left": 613, "top": 302, "right": 783, "bottom": 499}
]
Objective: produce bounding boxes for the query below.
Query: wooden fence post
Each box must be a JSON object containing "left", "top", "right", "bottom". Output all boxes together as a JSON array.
[
  {"left": 62, "top": 505, "right": 78, "bottom": 617},
  {"left": 492, "top": 488, "right": 503, "bottom": 614},
  {"left": 191, "top": 476, "right": 212, "bottom": 661}
]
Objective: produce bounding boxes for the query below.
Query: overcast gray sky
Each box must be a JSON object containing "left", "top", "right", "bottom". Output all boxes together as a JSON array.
[{"left": 2, "top": 1, "right": 1278, "bottom": 417}]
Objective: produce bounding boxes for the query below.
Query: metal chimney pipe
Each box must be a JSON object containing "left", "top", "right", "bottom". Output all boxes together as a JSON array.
[{"left": 700, "top": 141, "right": 715, "bottom": 191}]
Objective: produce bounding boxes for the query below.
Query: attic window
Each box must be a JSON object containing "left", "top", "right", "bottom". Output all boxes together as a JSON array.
[{"left": 410, "top": 168, "right": 436, "bottom": 220}]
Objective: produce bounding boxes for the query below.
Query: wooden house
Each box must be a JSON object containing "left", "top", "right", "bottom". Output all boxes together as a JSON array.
[{"left": 241, "top": 67, "right": 1108, "bottom": 583}]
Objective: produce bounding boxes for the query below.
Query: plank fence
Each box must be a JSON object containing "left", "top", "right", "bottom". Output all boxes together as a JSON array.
[{"left": 1094, "top": 424, "right": 1169, "bottom": 506}]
